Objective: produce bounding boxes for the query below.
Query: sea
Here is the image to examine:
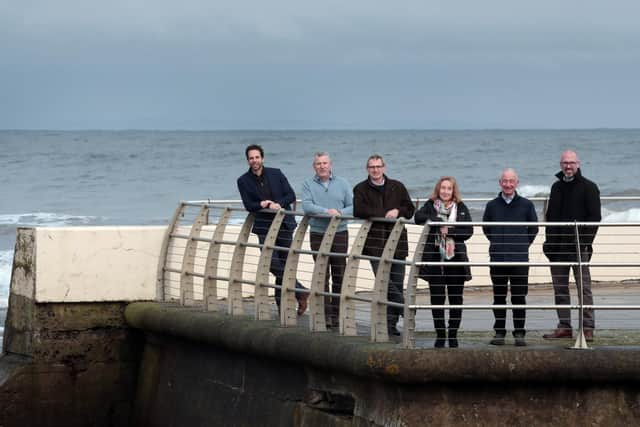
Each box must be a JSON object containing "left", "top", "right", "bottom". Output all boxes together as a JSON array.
[{"left": 1, "top": 129, "right": 640, "bottom": 345}]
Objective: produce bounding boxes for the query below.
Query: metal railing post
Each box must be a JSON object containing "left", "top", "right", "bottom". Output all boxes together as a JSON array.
[
  {"left": 227, "top": 212, "right": 255, "bottom": 315},
  {"left": 572, "top": 221, "right": 590, "bottom": 350},
  {"left": 156, "top": 202, "right": 186, "bottom": 301},
  {"left": 280, "top": 214, "right": 309, "bottom": 327},
  {"left": 307, "top": 216, "right": 341, "bottom": 332},
  {"left": 202, "top": 207, "right": 232, "bottom": 311},
  {"left": 255, "top": 210, "right": 286, "bottom": 320},
  {"left": 340, "top": 221, "right": 372, "bottom": 336},
  {"left": 403, "top": 223, "right": 431, "bottom": 349},
  {"left": 180, "top": 205, "right": 209, "bottom": 306},
  {"left": 371, "top": 220, "right": 405, "bottom": 343}
]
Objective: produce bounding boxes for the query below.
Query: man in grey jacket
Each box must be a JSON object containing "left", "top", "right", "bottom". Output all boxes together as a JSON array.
[{"left": 301, "top": 152, "right": 353, "bottom": 329}]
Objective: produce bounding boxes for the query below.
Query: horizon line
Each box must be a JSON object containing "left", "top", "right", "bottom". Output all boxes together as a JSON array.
[{"left": 2, "top": 127, "right": 640, "bottom": 132}]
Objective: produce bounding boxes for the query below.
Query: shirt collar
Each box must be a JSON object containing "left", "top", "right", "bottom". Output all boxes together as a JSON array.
[
  {"left": 501, "top": 192, "right": 515, "bottom": 204},
  {"left": 314, "top": 173, "right": 333, "bottom": 183}
]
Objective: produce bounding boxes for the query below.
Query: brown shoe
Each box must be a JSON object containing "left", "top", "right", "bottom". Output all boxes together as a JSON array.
[
  {"left": 297, "top": 293, "right": 309, "bottom": 316},
  {"left": 543, "top": 328, "right": 573, "bottom": 339},
  {"left": 583, "top": 329, "right": 594, "bottom": 342}
]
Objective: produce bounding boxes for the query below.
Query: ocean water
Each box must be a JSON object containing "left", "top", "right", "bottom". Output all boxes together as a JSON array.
[{"left": 1, "top": 129, "right": 640, "bottom": 341}]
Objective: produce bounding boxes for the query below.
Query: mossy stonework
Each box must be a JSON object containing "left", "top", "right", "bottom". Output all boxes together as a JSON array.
[
  {"left": 0, "top": 228, "right": 144, "bottom": 427},
  {"left": 0, "top": 300, "right": 144, "bottom": 427}
]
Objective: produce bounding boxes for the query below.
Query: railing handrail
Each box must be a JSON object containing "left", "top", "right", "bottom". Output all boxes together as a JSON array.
[
  {"left": 157, "top": 200, "right": 640, "bottom": 350},
  {"left": 185, "top": 195, "right": 640, "bottom": 206},
  {"left": 177, "top": 202, "right": 639, "bottom": 227}
]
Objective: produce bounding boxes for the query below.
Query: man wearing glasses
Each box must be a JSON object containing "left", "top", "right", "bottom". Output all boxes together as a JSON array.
[
  {"left": 543, "top": 150, "right": 601, "bottom": 342},
  {"left": 353, "top": 154, "right": 415, "bottom": 336}
]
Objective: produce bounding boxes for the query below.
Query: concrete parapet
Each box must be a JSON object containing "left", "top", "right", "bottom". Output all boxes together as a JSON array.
[
  {"left": 32, "top": 226, "right": 164, "bottom": 302},
  {"left": 126, "top": 302, "right": 640, "bottom": 426},
  {"left": 0, "top": 227, "right": 155, "bottom": 427},
  {"left": 125, "top": 302, "right": 640, "bottom": 384}
]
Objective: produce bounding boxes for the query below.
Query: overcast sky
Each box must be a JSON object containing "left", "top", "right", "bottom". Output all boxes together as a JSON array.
[{"left": 2, "top": 0, "right": 640, "bottom": 130}]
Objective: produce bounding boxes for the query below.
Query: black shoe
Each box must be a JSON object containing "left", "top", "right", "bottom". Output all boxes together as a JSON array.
[
  {"left": 490, "top": 335, "right": 506, "bottom": 346},
  {"left": 514, "top": 336, "right": 527, "bottom": 347},
  {"left": 434, "top": 338, "right": 446, "bottom": 348},
  {"left": 388, "top": 326, "right": 401, "bottom": 336},
  {"left": 448, "top": 338, "right": 459, "bottom": 348}
]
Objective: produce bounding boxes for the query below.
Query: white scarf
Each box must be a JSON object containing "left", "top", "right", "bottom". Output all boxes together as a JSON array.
[{"left": 434, "top": 199, "right": 457, "bottom": 260}]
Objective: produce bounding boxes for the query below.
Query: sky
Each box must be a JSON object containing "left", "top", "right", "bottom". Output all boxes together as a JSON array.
[{"left": 2, "top": 0, "right": 640, "bottom": 130}]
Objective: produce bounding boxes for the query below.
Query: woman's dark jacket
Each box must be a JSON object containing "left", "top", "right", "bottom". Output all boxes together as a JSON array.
[
  {"left": 414, "top": 200, "right": 473, "bottom": 281},
  {"left": 353, "top": 176, "right": 415, "bottom": 259},
  {"left": 543, "top": 169, "right": 601, "bottom": 261},
  {"left": 482, "top": 192, "right": 538, "bottom": 262}
]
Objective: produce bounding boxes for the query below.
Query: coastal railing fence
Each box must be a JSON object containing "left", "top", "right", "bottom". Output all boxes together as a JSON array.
[
  {"left": 155, "top": 199, "right": 640, "bottom": 349},
  {"left": 155, "top": 202, "right": 417, "bottom": 340}
]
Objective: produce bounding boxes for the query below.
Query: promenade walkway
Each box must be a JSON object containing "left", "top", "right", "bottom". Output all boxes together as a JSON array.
[
  {"left": 177, "top": 281, "right": 640, "bottom": 350},
  {"left": 405, "top": 282, "right": 640, "bottom": 349}
]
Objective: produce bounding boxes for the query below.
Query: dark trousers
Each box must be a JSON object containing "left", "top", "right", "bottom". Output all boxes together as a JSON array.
[
  {"left": 550, "top": 262, "right": 594, "bottom": 329},
  {"left": 309, "top": 230, "right": 348, "bottom": 326},
  {"left": 428, "top": 268, "right": 464, "bottom": 337},
  {"left": 256, "top": 227, "right": 306, "bottom": 307},
  {"left": 370, "top": 259, "right": 406, "bottom": 329},
  {"left": 490, "top": 265, "right": 529, "bottom": 337}
]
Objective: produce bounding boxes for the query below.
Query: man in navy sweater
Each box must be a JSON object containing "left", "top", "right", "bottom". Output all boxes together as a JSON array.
[
  {"left": 483, "top": 168, "right": 538, "bottom": 346},
  {"left": 237, "top": 144, "right": 308, "bottom": 315}
]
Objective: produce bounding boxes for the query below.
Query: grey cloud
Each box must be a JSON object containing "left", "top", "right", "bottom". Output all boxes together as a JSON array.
[{"left": 3, "top": 0, "right": 640, "bottom": 65}]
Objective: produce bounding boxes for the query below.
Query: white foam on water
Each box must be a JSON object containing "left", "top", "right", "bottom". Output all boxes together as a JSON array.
[
  {"left": 0, "top": 212, "right": 100, "bottom": 227},
  {"left": 0, "top": 250, "right": 12, "bottom": 308},
  {"left": 518, "top": 184, "right": 550, "bottom": 198},
  {"left": 602, "top": 208, "right": 640, "bottom": 223}
]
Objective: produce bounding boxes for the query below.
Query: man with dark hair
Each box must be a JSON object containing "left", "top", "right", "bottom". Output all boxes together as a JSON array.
[
  {"left": 245, "top": 144, "right": 264, "bottom": 159},
  {"left": 543, "top": 150, "right": 601, "bottom": 342},
  {"left": 237, "top": 144, "right": 308, "bottom": 314},
  {"left": 483, "top": 168, "right": 538, "bottom": 346},
  {"left": 353, "top": 154, "right": 415, "bottom": 336}
]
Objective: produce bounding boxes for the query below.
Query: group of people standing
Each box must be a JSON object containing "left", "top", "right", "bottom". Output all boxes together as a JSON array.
[{"left": 237, "top": 145, "right": 601, "bottom": 348}]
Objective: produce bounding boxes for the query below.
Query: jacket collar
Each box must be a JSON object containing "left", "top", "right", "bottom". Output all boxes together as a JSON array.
[
  {"left": 367, "top": 174, "right": 387, "bottom": 189},
  {"left": 248, "top": 166, "right": 266, "bottom": 177},
  {"left": 555, "top": 168, "right": 583, "bottom": 181}
]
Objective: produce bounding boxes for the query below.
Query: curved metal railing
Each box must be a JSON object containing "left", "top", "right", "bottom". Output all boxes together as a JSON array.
[{"left": 156, "top": 198, "right": 640, "bottom": 349}]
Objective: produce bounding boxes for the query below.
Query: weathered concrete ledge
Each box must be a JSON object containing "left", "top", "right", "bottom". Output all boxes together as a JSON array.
[
  {"left": 0, "top": 227, "right": 155, "bottom": 427},
  {"left": 125, "top": 302, "right": 640, "bottom": 385}
]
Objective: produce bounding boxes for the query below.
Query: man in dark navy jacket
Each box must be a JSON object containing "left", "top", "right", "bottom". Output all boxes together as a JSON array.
[
  {"left": 483, "top": 168, "right": 538, "bottom": 346},
  {"left": 237, "top": 144, "right": 308, "bottom": 314}
]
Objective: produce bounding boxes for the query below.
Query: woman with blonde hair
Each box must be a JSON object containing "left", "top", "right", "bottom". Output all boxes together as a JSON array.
[{"left": 415, "top": 176, "right": 473, "bottom": 348}]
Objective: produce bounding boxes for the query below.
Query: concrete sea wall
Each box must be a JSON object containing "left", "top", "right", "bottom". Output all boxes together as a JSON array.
[
  {"left": 1, "top": 224, "right": 640, "bottom": 426},
  {"left": 127, "top": 302, "right": 640, "bottom": 426},
  {"left": 0, "top": 227, "right": 163, "bottom": 427}
]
